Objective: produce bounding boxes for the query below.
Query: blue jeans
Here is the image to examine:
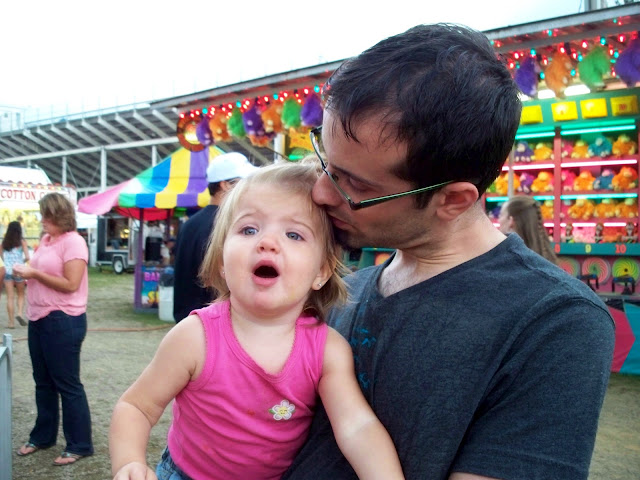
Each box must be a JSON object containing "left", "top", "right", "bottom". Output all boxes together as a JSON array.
[
  {"left": 27, "top": 310, "right": 93, "bottom": 455},
  {"left": 156, "top": 447, "right": 193, "bottom": 480}
]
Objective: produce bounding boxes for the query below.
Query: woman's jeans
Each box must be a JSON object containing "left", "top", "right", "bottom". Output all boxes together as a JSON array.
[
  {"left": 156, "top": 447, "right": 193, "bottom": 480},
  {"left": 27, "top": 310, "right": 93, "bottom": 455}
]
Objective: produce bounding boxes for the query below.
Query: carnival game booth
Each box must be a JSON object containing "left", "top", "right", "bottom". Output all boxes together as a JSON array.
[
  {"left": 479, "top": 5, "right": 640, "bottom": 374},
  {"left": 79, "top": 145, "right": 227, "bottom": 312},
  {"left": 0, "top": 165, "right": 76, "bottom": 249}
]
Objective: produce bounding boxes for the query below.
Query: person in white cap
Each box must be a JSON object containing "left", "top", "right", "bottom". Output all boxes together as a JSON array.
[{"left": 172, "top": 152, "right": 258, "bottom": 322}]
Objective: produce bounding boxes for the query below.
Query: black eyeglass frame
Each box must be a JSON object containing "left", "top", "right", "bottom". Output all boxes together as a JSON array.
[{"left": 310, "top": 126, "right": 454, "bottom": 210}]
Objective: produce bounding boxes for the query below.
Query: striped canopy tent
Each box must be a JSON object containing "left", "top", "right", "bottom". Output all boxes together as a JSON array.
[{"left": 78, "top": 146, "right": 226, "bottom": 219}]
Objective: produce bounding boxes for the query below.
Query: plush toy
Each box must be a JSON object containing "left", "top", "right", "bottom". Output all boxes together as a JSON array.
[
  {"left": 488, "top": 205, "right": 502, "bottom": 221},
  {"left": 594, "top": 223, "right": 604, "bottom": 243},
  {"left": 486, "top": 179, "right": 497, "bottom": 194},
  {"left": 514, "top": 56, "right": 540, "bottom": 97},
  {"left": 195, "top": 117, "right": 214, "bottom": 147},
  {"left": 514, "top": 142, "right": 533, "bottom": 163},
  {"left": 540, "top": 199, "right": 554, "bottom": 220},
  {"left": 578, "top": 46, "right": 611, "bottom": 89},
  {"left": 593, "top": 169, "right": 615, "bottom": 191},
  {"left": 594, "top": 198, "right": 617, "bottom": 218},
  {"left": 622, "top": 222, "right": 638, "bottom": 243},
  {"left": 300, "top": 93, "right": 323, "bottom": 127},
  {"left": 242, "top": 104, "right": 266, "bottom": 137},
  {"left": 615, "top": 197, "right": 639, "bottom": 218},
  {"left": 533, "top": 143, "right": 553, "bottom": 161},
  {"left": 612, "top": 166, "right": 639, "bottom": 191},
  {"left": 493, "top": 173, "right": 508, "bottom": 195},
  {"left": 261, "top": 102, "right": 283, "bottom": 134},
  {"left": 561, "top": 140, "right": 573, "bottom": 158},
  {"left": 588, "top": 135, "right": 613, "bottom": 158},
  {"left": 227, "top": 109, "right": 246, "bottom": 138},
  {"left": 531, "top": 171, "right": 554, "bottom": 192},
  {"left": 573, "top": 170, "right": 596, "bottom": 191},
  {"left": 563, "top": 223, "right": 574, "bottom": 243},
  {"left": 568, "top": 198, "right": 595, "bottom": 220},
  {"left": 571, "top": 140, "right": 590, "bottom": 158},
  {"left": 209, "top": 112, "right": 231, "bottom": 142},
  {"left": 612, "top": 134, "right": 638, "bottom": 156},
  {"left": 615, "top": 37, "right": 640, "bottom": 87},
  {"left": 544, "top": 52, "right": 573, "bottom": 97},
  {"left": 561, "top": 170, "right": 576, "bottom": 191},
  {"left": 281, "top": 98, "right": 302, "bottom": 130},
  {"left": 517, "top": 172, "right": 535, "bottom": 194}
]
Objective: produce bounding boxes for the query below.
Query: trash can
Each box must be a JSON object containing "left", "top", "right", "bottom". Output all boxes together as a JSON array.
[{"left": 158, "top": 268, "right": 174, "bottom": 322}]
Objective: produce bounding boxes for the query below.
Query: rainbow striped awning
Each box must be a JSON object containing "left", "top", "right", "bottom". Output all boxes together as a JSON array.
[{"left": 78, "top": 146, "right": 225, "bottom": 216}]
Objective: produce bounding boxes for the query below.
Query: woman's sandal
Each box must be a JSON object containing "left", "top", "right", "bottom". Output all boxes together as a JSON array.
[
  {"left": 16, "top": 442, "right": 39, "bottom": 456},
  {"left": 53, "top": 451, "right": 88, "bottom": 466},
  {"left": 16, "top": 315, "right": 27, "bottom": 326}
]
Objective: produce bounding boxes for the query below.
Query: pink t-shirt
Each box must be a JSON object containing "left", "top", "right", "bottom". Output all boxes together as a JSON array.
[
  {"left": 167, "top": 301, "right": 328, "bottom": 480},
  {"left": 26, "top": 231, "right": 89, "bottom": 320}
]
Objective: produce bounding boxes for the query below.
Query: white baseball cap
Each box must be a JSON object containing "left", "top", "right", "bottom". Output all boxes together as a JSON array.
[{"left": 206, "top": 152, "right": 258, "bottom": 183}]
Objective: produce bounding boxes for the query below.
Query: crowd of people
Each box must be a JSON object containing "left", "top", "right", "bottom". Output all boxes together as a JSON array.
[{"left": 10, "top": 21, "right": 615, "bottom": 480}]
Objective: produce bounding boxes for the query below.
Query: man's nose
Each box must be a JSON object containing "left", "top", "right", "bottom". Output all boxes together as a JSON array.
[{"left": 312, "top": 173, "right": 343, "bottom": 208}]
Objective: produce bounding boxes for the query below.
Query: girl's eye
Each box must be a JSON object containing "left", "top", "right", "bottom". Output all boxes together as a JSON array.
[
  {"left": 286, "top": 232, "right": 302, "bottom": 241},
  {"left": 241, "top": 226, "right": 257, "bottom": 235}
]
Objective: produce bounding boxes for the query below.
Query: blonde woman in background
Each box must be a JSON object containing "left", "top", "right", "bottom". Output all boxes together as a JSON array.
[
  {"left": 1, "top": 220, "right": 30, "bottom": 328},
  {"left": 498, "top": 195, "right": 558, "bottom": 263}
]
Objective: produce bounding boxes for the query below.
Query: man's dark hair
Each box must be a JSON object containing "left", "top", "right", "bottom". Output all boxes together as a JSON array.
[
  {"left": 208, "top": 182, "right": 223, "bottom": 196},
  {"left": 323, "top": 23, "right": 522, "bottom": 207}
]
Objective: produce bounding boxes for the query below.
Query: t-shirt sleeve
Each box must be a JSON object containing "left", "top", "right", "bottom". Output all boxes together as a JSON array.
[
  {"left": 62, "top": 234, "right": 89, "bottom": 263},
  {"left": 451, "top": 299, "right": 615, "bottom": 479}
]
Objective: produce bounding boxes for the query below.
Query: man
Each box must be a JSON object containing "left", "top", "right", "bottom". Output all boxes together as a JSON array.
[
  {"left": 284, "top": 24, "right": 615, "bottom": 480},
  {"left": 172, "top": 152, "right": 257, "bottom": 322}
]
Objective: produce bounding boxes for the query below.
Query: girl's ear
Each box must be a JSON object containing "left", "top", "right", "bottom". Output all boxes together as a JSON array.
[{"left": 311, "top": 261, "right": 333, "bottom": 290}]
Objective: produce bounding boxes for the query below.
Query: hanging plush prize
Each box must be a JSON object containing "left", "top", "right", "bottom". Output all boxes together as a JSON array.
[
  {"left": 615, "top": 37, "right": 640, "bottom": 87},
  {"left": 578, "top": 46, "right": 610, "bottom": 89},
  {"left": 242, "top": 104, "right": 266, "bottom": 137},
  {"left": 281, "top": 98, "right": 302, "bottom": 130},
  {"left": 300, "top": 93, "right": 324, "bottom": 127},
  {"left": 544, "top": 52, "right": 573, "bottom": 98},
  {"left": 514, "top": 57, "right": 539, "bottom": 97},
  {"left": 261, "top": 102, "right": 283, "bottom": 134},
  {"left": 176, "top": 115, "right": 205, "bottom": 152},
  {"left": 195, "top": 117, "right": 214, "bottom": 147},
  {"left": 209, "top": 112, "right": 231, "bottom": 143},
  {"left": 227, "top": 109, "right": 246, "bottom": 138}
]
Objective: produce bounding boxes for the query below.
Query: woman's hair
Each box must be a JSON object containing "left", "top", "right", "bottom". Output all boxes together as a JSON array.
[
  {"left": 199, "top": 162, "right": 348, "bottom": 320},
  {"left": 503, "top": 196, "right": 557, "bottom": 264},
  {"left": 2, "top": 221, "right": 23, "bottom": 250},
  {"left": 39, "top": 193, "right": 77, "bottom": 233}
]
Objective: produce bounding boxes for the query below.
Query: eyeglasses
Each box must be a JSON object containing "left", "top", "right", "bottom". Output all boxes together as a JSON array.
[{"left": 309, "top": 126, "right": 454, "bottom": 210}]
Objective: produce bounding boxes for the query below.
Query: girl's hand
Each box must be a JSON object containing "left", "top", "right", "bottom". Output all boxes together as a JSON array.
[{"left": 113, "top": 461, "right": 157, "bottom": 480}]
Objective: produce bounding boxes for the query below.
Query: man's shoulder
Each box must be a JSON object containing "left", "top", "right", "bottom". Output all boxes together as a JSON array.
[{"left": 180, "top": 205, "right": 218, "bottom": 232}]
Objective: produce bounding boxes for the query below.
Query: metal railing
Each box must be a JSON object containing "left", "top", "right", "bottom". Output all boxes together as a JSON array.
[{"left": 0, "top": 333, "right": 13, "bottom": 479}]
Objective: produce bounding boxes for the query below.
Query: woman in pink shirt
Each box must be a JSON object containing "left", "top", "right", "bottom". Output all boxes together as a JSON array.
[
  {"left": 110, "top": 162, "right": 405, "bottom": 480},
  {"left": 14, "top": 193, "right": 93, "bottom": 466}
]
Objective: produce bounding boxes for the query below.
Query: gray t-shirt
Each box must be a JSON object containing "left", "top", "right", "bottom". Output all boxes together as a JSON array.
[{"left": 284, "top": 234, "right": 614, "bottom": 480}]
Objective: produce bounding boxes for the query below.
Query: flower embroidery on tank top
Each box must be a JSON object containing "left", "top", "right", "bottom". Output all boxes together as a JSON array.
[{"left": 269, "top": 400, "right": 295, "bottom": 420}]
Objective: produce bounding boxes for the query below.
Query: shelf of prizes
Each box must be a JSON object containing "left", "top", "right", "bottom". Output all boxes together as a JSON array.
[{"left": 484, "top": 87, "right": 640, "bottom": 374}]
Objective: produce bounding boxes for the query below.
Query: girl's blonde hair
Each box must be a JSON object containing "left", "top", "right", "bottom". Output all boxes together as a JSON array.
[{"left": 199, "top": 161, "right": 348, "bottom": 320}]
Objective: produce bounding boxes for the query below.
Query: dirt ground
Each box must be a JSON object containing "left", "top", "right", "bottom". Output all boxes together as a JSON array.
[{"left": 6, "top": 269, "right": 640, "bottom": 479}]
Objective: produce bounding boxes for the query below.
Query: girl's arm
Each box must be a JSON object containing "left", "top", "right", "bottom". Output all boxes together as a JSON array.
[
  {"left": 13, "top": 258, "right": 85, "bottom": 293},
  {"left": 319, "top": 328, "right": 405, "bottom": 480},
  {"left": 21, "top": 239, "right": 29, "bottom": 262},
  {"left": 110, "top": 315, "right": 205, "bottom": 479}
]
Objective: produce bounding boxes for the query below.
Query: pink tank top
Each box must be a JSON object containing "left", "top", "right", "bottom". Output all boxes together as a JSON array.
[{"left": 167, "top": 301, "right": 328, "bottom": 480}]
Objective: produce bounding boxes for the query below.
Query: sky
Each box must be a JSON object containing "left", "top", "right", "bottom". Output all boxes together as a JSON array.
[{"left": 1, "top": 0, "right": 586, "bottom": 119}]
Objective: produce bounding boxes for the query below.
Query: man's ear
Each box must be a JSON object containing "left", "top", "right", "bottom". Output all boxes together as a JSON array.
[{"left": 434, "top": 182, "right": 479, "bottom": 221}]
